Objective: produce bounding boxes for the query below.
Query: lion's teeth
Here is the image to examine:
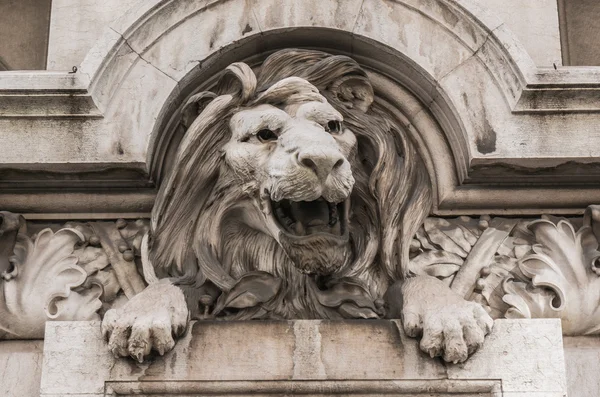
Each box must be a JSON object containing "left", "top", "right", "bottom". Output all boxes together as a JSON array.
[
  {"left": 331, "top": 220, "right": 341, "bottom": 235},
  {"left": 294, "top": 222, "right": 306, "bottom": 236},
  {"left": 328, "top": 201, "right": 338, "bottom": 226},
  {"left": 273, "top": 198, "right": 346, "bottom": 236},
  {"left": 307, "top": 219, "right": 326, "bottom": 227}
]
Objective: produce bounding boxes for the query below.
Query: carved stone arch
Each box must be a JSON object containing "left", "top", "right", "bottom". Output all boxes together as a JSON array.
[
  {"left": 64, "top": 0, "right": 600, "bottom": 216},
  {"left": 147, "top": 31, "right": 466, "bottom": 214}
]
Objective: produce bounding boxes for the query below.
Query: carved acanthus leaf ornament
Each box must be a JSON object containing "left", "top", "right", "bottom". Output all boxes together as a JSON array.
[
  {"left": 3, "top": 208, "right": 599, "bottom": 339},
  {"left": 411, "top": 207, "right": 600, "bottom": 335},
  {"left": 0, "top": 215, "right": 148, "bottom": 339},
  {"left": 503, "top": 216, "right": 600, "bottom": 335},
  {"left": 0, "top": 227, "right": 101, "bottom": 338}
]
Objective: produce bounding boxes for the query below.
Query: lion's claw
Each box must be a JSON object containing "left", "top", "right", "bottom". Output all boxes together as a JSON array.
[
  {"left": 400, "top": 276, "right": 493, "bottom": 364},
  {"left": 101, "top": 281, "right": 189, "bottom": 362},
  {"left": 402, "top": 310, "right": 422, "bottom": 338}
]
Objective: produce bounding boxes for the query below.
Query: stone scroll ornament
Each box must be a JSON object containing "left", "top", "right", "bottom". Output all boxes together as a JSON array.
[
  {"left": 0, "top": 50, "right": 598, "bottom": 363},
  {"left": 0, "top": 213, "right": 148, "bottom": 339}
]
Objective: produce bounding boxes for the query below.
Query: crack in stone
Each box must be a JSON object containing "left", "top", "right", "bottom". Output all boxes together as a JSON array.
[
  {"left": 351, "top": 0, "right": 366, "bottom": 34},
  {"left": 250, "top": 2, "right": 263, "bottom": 33},
  {"left": 109, "top": 27, "right": 178, "bottom": 84},
  {"left": 410, "top": 23, "right": 505, "bottom": 122},
  {"left": 437, "top": 24, "right": 501, "bottom": 84}
]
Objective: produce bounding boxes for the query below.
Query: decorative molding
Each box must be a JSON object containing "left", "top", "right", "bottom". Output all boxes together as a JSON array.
[
  {"left": 411, "top": 207, "right": 600, "bottom": 335},
  {"left": 0, "top": 71, "right": 97, "bottom": 118},
  {"left": 4, "top": 208, "right": 599, "bottom": 340},
  {"left": 0, "top": 217, "right": 149, "bottom": 339},
  {"left": 105, "top": 380, "right": 503, "bottom": 396},
  {"left": 38, "top": 320, "right": 567, "bottom": 397},
  {"left": 1, "top": 1, "right": 600, "bottom": 217}
]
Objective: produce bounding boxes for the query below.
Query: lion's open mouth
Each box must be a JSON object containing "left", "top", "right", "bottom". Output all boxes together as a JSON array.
[{"left": 271, "top": 197, "right": 348, "bottom": 238}]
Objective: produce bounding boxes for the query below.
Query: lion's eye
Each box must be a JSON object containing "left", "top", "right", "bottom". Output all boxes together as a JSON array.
[
  {"left": 257, "top": 129, "right": 278, "bottom": 142},
  {"left": 326, "top": 120, "right": 343, "bottom": 134}
]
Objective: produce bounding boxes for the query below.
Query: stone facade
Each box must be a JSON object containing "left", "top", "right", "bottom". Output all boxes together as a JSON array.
[
  {"left": 1, "top": 1, "right": 600, "bottom": 396},
  {"left": 40, "top": 320, "right": 567, "bottom": 397}
]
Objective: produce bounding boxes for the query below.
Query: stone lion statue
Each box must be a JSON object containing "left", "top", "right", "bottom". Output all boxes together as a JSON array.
[{"left": 102, "top": 49, "right": 493, "bottom": 363}]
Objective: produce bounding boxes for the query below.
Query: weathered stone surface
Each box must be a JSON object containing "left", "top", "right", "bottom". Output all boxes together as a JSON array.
[
  {"left": 2, "top": 0, "right": 600, "bottom": 217},
  {"left": 482, "top": 0, "right": 562, "bottom": 67},
  {"left": 0, "top": 0, "right": 52, "bottom": 71},
  {"left": 40, "top": 322, "right": 115, "bottom": 396},
  {"left": 564, "top": 336, "right": 600, "bottom": 397},
  {"left": 44, "top": 0, "right": 562, "bottom": 70},
  {"left": 354, "top": 0, "right": 482, "bottom": 80},
  {"left": 123, "top": 0, "right": 260, "bottom": 82},
  {"left": 31, "top": 331, "right": 600, "bottom": 396},
  {"left": 0, "top": 2, "right": 596, "bottom": 397},
  {"left": 0, "top": 340, "right": 44, "bottom": 397},
  {"left": 558, "top": 0, "right": 600, "bottom": 66},
  {"left": 39, "top": 319, "right": 566, "bottom": 396},
  {"left": 46, "top": 0, "right": 141, "bottom": 71},
  {"left": 448, "top": 320, "right": 567, "bottom": 395}
]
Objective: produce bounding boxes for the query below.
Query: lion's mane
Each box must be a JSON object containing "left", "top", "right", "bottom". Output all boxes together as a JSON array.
[{"left": 150, "top": 49, "right": 432, "bottom": 317}]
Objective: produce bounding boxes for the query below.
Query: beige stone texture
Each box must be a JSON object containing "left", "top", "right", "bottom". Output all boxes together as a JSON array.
[
  {"left": 0, "top": 0, "right": 52, "bottom": 70},
  {"left": 0, "top": 340, "right": 44, "bottom": 397},
  {"left": 1, "top": 330, "right": 593, "bottom": 396},
  {"left": 39, "top": 319, "right": 566, "bottom": 396},
  {"left": 44, "top": 0, "right": 562, "bottom": 70},
  {"left": 46, "top": 0, "right": 142, "bottom": 71},
  {"left": 558, "top": 0, "right": 600, "bottom": 66},
  {"left": 481, "top": 0, "right": 562, "bottom": 67},
  {"left": 564, "top": 336, "right": 600, "bottom": 397}
]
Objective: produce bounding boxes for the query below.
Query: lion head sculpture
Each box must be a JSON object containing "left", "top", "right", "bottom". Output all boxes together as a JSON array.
[{"left": 149, "top": 49, "right": 432, "bottom": 319}]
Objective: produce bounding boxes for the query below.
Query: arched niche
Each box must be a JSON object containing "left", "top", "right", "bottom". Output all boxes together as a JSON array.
[
  {"left": 71, "top": 0, "right": 600, "bottom": 216},
  {"left": 148, "top": 29, "right": 467, "bottom": 214}
]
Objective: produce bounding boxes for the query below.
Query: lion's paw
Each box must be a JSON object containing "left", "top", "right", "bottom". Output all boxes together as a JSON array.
[
  {"left": 400, "top": 276, "right": 493, "bottom": 364},
  {"left": 101, "top": 280, "right": 189, "bottom": 362},
  {"left": 408, "top": 301, "right": 493, "bottom": 363}
]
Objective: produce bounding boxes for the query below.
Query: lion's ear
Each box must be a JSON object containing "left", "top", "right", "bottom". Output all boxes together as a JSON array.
[
  {"left": 330, "top": 75, "right": 374, "bottom": 113},
  {"left": 181, "top": 92, "right": 217, "bottom": 129},
  {"left": 217, "top": 62, "right": 257, "bottom": 103}
]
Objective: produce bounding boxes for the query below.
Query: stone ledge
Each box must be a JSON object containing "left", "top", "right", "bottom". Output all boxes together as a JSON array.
[
  {"left": 39, "top": 319, "right": 566, "bottom": 396},
  {"left": 105, "top": 379, "right": 502, "bottom": 396}
]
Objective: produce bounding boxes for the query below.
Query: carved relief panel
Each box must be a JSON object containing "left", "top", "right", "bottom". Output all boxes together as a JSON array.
[{"left": 1, "top": 50, "right": 598, "bottom": 370}]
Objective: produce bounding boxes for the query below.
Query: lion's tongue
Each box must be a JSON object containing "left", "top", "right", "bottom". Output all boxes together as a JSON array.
[{"left": 290, "top": 200, "right": 330, "bottom": 234}]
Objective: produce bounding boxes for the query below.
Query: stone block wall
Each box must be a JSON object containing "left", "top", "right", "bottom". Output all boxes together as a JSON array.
[
  {"left": 3, "top": 320, "right": 600, "bottom": 396},
  {"left": 38, "top": 319, "right": 567, "bottom": 396}
]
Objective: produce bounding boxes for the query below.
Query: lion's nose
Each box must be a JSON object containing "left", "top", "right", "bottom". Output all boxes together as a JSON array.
[{"left": 298, "top": 150, "right": 345, "bottom": 180}]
